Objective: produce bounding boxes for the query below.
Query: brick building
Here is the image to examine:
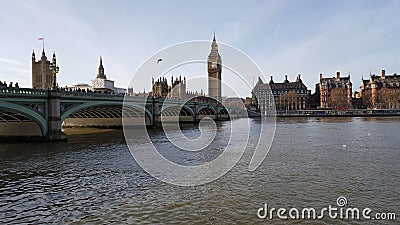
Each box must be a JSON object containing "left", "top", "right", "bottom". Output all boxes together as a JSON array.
[
  {"left": 360, "top": 69, "right": 400, "bottom": 109},
  {"left": 316, "top": 71, "right": 352, "bottom": 108}
]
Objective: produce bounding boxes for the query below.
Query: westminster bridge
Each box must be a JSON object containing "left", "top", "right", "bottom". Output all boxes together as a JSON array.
[{"left": 0, "top": 87, "right": 232, "bottom": 141}]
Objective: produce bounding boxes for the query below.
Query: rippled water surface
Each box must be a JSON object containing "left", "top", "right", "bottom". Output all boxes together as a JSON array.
[{"left": 0, "top": 117, "right": 399, "bottom": 224}]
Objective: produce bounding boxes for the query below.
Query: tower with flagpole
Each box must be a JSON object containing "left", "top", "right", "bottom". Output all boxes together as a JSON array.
[{"left": 32, "top": 37, "right": 59, "bottom": 89}]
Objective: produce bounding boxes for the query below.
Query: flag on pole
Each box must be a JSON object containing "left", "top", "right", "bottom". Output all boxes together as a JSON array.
[{"left": 38, "top": 37, "right": 45, "bottom": 50}]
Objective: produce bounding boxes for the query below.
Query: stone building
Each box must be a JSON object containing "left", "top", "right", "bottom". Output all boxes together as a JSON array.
[
  {"left": 169, "top": 76, "right": 186, "bottom": 100},
  {"left": 316, "top": 71, "right": 352, "bottom": 108},
  {"left": 150, "top": 75, "right": 206, "bottom": 100},
  {"left": 253, "top": 74, "right": 309, "bottom": 113},
  {"left": 32, "top": 49, "right": 57, "bottom": 89},
  {"left": 92, "top": 56, "right": 115, "bottom": 94},
  {"left": 208, "top": 33, "right": 222, "bottom": 103},
  {"left": 151, "top": 76, "right": 186, "bottom": 99},
  {"left": 152, "top": 77, "right": 170, "bottom": 98},
  {"left": 360, "top": 69, "right": 400, "bottom": 108}
]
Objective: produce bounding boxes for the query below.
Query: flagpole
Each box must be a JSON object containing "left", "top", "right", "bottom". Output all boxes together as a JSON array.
[{"left": 37, "top": 37, "right": 45, "bottom": 51}]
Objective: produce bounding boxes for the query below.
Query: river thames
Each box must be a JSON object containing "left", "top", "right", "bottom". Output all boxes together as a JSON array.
[{"left": 0, "top": 117, "right": 398, "bottom": 224}]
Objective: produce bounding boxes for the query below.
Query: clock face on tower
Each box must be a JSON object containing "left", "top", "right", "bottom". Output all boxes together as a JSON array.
[{"left": 210, "top": 62, "right": 217, "bottom": 69}]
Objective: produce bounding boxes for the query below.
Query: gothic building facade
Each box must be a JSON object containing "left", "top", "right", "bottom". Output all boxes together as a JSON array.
[
  {"left": 207, "top": 34, "right": 222, "bottom": 103},
  {"left": 169, "top": 76, "right": 187, "bottom": 99},
  {"left": 151, "top": 75, "right": 187, "bottom": 100},
  {"left": 32, "top": 49, "right": 57, "bottom": 89}
]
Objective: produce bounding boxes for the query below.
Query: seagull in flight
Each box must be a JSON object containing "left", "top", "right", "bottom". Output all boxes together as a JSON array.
[{"left": 157, "top": 58, "right": 163, "bottom": 64}]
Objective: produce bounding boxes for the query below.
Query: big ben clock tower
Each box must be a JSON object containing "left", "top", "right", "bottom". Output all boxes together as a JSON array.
[{"left": 208, "top": 33, "right": 222, "bottom": 103}]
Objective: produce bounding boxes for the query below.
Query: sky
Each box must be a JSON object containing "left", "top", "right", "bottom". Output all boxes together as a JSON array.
[{"left": 0, "top": 0, "right": 399, "bottom": 97}]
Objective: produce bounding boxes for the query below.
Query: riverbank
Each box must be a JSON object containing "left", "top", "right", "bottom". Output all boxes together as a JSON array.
[{"left": 275, "top": 109, "right": 400, "bottom": 117}]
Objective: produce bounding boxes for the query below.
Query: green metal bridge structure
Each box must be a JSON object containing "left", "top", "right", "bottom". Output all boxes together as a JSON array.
[{"left": 0, "top": 87, "right": 231, "bottom": 141}]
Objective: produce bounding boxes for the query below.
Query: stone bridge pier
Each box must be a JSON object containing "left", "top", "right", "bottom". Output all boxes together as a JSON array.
[{"left": 46, "top": 91, "right": 67, "bottom": 141}]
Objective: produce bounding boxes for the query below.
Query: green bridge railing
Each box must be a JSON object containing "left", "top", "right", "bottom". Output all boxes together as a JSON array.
[{"left": 0, "top": 87, "right": 47, "bottom": 97}]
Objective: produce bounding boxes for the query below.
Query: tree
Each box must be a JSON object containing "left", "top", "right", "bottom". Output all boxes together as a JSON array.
[
  {"left": 278, "top": 91, "right": 299, "bottom": 111},
  {"left": 362, "top": 90, "right": 372, "bottom": 108},
  {"left": 379, "top": 87, "right": 400, "bottom": 109},
  {"left": 328, "top": 88, "right": 348, "bottom": 109}
]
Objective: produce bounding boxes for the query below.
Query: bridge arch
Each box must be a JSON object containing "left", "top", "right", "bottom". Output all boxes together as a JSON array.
[
  {"left": 218, "top": 108, "right": 229, "bottom": 115},
  {"left": 61, "top": 102, "right": 152, "bottom": 126},
  {"left": 0, "top": 101, "right": 47, "bottom": 136},
  {"left": 217, "top": 107, "right": 230, "bottom": 120},
  {"left": 197, "top": 106, "right": 217, "bottom": 120},
  {"left": 160, "top": 105, "right": 195, "bottom": 122},
  {"left": 197, "top": 106, "right": 216, "bottom": 115},
  {"left": 217, "top": 107, "right": 229, "bottom": 114}
]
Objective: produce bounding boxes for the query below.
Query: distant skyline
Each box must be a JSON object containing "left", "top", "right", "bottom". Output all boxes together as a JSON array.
[{"left": 0, "top": 0, "right": 399, "bottom": 97}]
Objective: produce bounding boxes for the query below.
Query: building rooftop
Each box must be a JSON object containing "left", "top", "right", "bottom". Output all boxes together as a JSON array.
[
  {"left": 255, "top": 74, "right": 307, "bottom": 90},
  {"left": 361, "top": 70, "right": 400, "bottom": 89}
]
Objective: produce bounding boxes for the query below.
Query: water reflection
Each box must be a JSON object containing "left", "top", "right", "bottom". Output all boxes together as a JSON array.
[{"left": 0, "top": 119, "right": 399, "bottom": 224}]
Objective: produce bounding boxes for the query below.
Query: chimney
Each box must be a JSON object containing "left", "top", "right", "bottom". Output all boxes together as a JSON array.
[
  {"left": 284, "top": 75, "right": 289, "bottom": 83},
  {"left": 269, "top": 75, "right": 274, "bottom": 84},
  {"left": 296, "top": 74, "right": 301, "bottom": 82},
  {"left": 320, "top": 73, "right": 323, "bottom": 81},
  {"left": 336, "top": 71, "right": 340, "bottom": 79},
  {"left": 381, "top": 69, "right": 386, "bottom": 78}
]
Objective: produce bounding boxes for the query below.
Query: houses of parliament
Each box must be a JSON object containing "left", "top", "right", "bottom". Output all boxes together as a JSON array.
[
  {"left": 30, "top": 34, "right": 223, "bottom": 103},
  {"left": 150, "top": 34, "right": 222, "bottom": 102},
  {"left": 31, "top": 49, "right": 57, "bottom": 90}
]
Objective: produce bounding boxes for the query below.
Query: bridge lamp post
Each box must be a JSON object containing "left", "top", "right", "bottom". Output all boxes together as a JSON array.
[{"left": 49, "top": 62, "right": 59, "bottom": 90}]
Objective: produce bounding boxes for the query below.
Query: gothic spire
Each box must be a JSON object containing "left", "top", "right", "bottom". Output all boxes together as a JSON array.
[
  {"left": 211, "top": 32, "right": 218, "bottom": 50},
  {"left": 97, "top": 55, "right": 106, "bottom": 79},
  {"left": 41, "top": 48, "right": 46, "bottom": 59},
  {"left": 208, "top": 32, "right": 221, "bottom": 64},
  {"left": 32, "top": 50, "right": 36, "bottom": 61},
  {"left": 52, "top": 51, "right": 56, "bottom": 63}
]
